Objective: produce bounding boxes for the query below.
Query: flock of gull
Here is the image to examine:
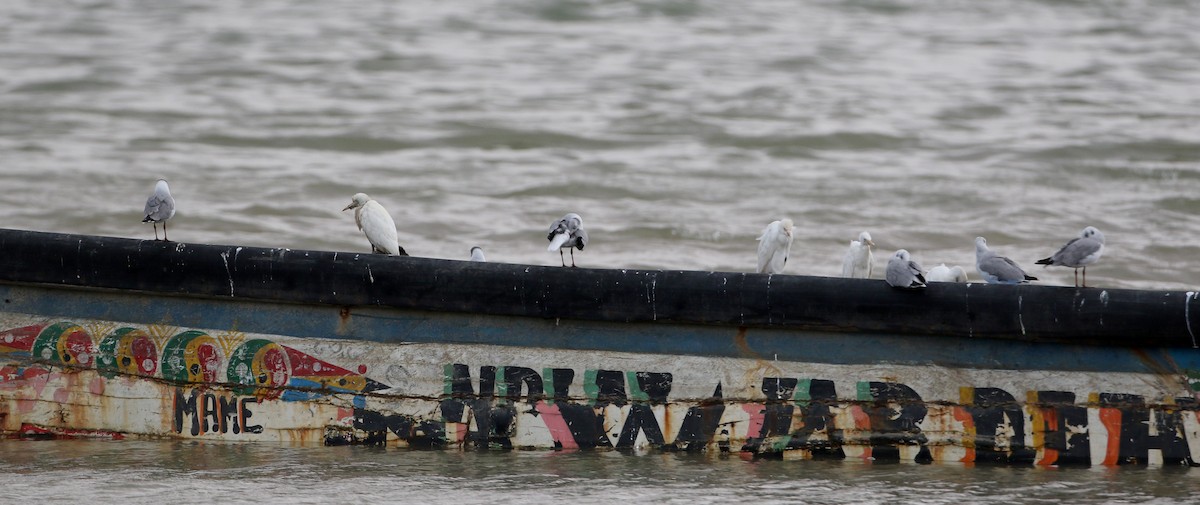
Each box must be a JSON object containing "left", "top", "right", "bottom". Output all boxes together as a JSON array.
[
  {"left": 141, "top": 179, "right": 1104, "bottom": 287},
  {"left": 755, "top": 218, "right": 1106, "bottom": 288}
]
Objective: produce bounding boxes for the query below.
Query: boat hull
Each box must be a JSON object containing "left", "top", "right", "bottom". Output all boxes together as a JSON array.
[
  {"left": 2, "top": 228, "right": 1199, "bottom": 466},
  {"left": 3, "top": 283, "right": 1199, "bottom": 466}
]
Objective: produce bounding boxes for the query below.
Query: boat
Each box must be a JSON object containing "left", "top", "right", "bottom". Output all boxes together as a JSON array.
[{"left": 1, "top": 228, "right": 1198, "bottom": 466}]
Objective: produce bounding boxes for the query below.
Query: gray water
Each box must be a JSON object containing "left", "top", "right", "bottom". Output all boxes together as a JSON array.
[
  {"left": 1, "top": 0, "right": 1199, "bottom": 501},
  {"left": 1, "top": 440, "right": 1198, "bottom": 504}
]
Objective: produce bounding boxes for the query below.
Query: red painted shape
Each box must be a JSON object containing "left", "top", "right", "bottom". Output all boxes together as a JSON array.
[
  {"left": 260, "top": 346, "right": 289, "bottom": 387},
  {"left": 284, "top": 346, "right": 357, "bottom": 377},
  {"left": 131, "top": 335, "right": 157, "bottom": 375},
  {"left": 358, "top": 364, "right": 368, "bottom": 375},
  {"left": 740, "top": 403, "right": 766, "bottom": 439},
  {"left": 18, "top": 423, "right": 125, "bottom": 440},
  {"left": 196, "top": 342, "right": 221, "bottom": 383},
  {"left": 536, "top": 401, "right": 579, "bottom": 450},
  {"left": 1036, "top": 407, "right": 1060, "bottom": 466},
  {"left": 848, "top": 405, "right": 873, "bottom": 461},
  {"left": 63, "top": 329, "right": 96, "bottom": 367},
  {"left": 0, "top": 325, "right": 45, "bottom": 353},
  {"left": 952, "top": 406, "right": 976, "bottom": 463},
  {"left": 89, "top": 377, "right": 105, "bottom": 396},
  {"left": 1099, "top": 407, "right": 1122, "bottom": 466}
]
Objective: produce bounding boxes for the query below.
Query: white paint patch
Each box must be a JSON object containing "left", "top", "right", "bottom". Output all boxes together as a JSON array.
[
  {"left": 1186, "top": 292, "right": 1197, "bottom": 348},
  {"left": 219, "top": 252, "right": 234, "bottom": 296},
  {"left": 1018, "top": 295, "right": 1026, "bottom": 335}
]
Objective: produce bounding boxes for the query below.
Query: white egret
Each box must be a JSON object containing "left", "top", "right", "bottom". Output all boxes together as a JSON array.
[
  {"left": 840, "top": 231, "right": 875, "bottom": 278},
  {"left": 755, "top": 219, "right": 794, "bottom": 274},
  {"left": 343, "top": 193, "right": 407, "bottom": 256}
]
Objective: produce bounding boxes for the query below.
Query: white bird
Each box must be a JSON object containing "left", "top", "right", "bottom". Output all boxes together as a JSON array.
[
  {"left": 886, "top": 249, "right": 926, "bottom": 289},
  {"left": 1035, "top": 226, "right": 1105, "bottom": 287},
  {"left": 547, "top": 213, "right": 588, "bottom": 267},
  {"left": 343, "top": 193, "right": 407, "bottom": 256},
  {"left": 840, "top": 231, "right": 875, "bottom": 278},
  {"left": 756, "top": 219, "right": 795, "bottom": 274},
  {"left": 470, "top": 246, "right": 486, "bottom": 262},
  {"left": 975, "top": 237, "right": 1036, "bottom": 284},
  {"left": 927, "top": 264, "right": 969, "bottom": 283},
  {"left": 142, "top": 179, "right": 176, "bottom": 241}
]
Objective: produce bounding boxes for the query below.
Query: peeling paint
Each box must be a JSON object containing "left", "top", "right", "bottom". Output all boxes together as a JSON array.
[
  {"left": 219, "top": 252, "right": 234, "bottom": 296},
  {"left": 1187, "top": 292, "right": 1197, "bottom": 349},
  {"left": 1018, "top": 295, "right": 1026, "bottom": 336}
]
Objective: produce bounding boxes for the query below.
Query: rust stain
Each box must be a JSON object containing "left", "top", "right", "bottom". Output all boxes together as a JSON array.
[
  {"left": 734, "top": 326, "right": 783, "bottom": 388},
  {"left": 732, "top": 326, "right": 757, "bottom": 359},
  {"left": 1130, "top": 348, "right": 1191, "bottom": 396},
  {"left": 337, "top": 307, "right": 352, "bottom": 335}
]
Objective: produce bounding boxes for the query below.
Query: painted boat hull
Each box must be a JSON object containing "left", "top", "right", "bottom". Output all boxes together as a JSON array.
[{"left": 1, "top": 229, "right": 1199, "bottom": 466}]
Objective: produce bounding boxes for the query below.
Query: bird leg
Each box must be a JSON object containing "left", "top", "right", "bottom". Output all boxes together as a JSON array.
[
  {"left": 559, "top": 249, "right": 566, "bottom": 267},
  {"left": 163, "top": 222, "right": 169, "bottom": 242},
  {"left": 1074, "top": 268, "right": 1079, "bottom": 288},
  {"left": 1082, "top": 267, "right": 1087, "bottom": 288},
  {"left": 152, "top": 223, "right": 160, "bottom": 241},
  {"left": 570, "top": 248, "right": 576, "bottom": 268}
]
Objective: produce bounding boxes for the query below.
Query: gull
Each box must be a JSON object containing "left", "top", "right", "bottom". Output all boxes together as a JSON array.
[
  {"left": 470, "top": 246, "right": 486, "bottom": 262},
  {"left": 142, "top": 179, "right": 176, "bottom": 241},
  {"left": 840, "top": 231, "right": 875, "bottom": 278},
  {"left": 927, "top": 264, "right": 969, "bottom": 283},
  {"left": 547, "top": 213, "right": 588, "bottom": 267},
  {"left": 886, "top": 249, "right": 926, "bottom": 289},
  {"left": 343, "top": 193, "right": 408, "bottom": 256},
  {"left": 975, "top": 237, "right": 1036, "bottom": 284},
  {"left": 756, "top": 219, "right": 794, "bottom": 274},
  {"left": 1036, "top": 226, "right": 1105, "bottom": 287}
]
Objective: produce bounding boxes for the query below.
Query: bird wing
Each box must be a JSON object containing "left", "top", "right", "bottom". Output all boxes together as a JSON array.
[
  {"left": 756, "top": 224, "right": 790, "bottom": 274},
  {"left": 840, "top": 242, "right": 857, "bottom": 277},
  {"left": 144, "top": 194, "right": 168, "bottom": 221},
  {"left": 981, "top": 254, "right": 1029, "bottom": 282},
  {"left": 360, "top": 201, "right": 400, "bottom": 255},
  {"left": 886, "top": 256, "right": 922, "bottom": 287},
  {"left": 1057, "top": 238, "right": 1103, "bottom": 267},
  {"left": 573, "top": 227, "right": 589, "bottom": 250},
  {"left": 547, "top": 220, "right": 566, "bottom": 241}
]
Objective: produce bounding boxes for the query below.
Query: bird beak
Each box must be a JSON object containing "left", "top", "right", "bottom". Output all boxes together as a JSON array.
[
  {"left": 342, "top": 204, "right": 353, "bottom": 211},
  {"left": 866, "top": 239, "right": 875, "bottom": 247}
]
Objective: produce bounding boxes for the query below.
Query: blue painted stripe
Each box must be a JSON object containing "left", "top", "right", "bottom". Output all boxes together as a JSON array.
[{"left": 2, "top": 284, "right": 1197, "bottom": 375}]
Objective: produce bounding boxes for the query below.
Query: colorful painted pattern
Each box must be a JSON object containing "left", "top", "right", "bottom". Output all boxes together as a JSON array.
[{"left": 0, "top": 322, "right": 388, "bottom": 401}]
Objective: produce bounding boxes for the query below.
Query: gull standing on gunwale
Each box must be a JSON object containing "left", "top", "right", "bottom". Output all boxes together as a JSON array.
[
  {"left": 756, "top": 219, "right": 794, "bottom": 274},
  {"left": 142, "top": 179, "right": 176, "bottom": 241},
  {"left": 469, "top": 246, "right": 486, "bottom": 262},
  {"left": 1036, "top": 226, "right": 1105, "bottom": 287},
  {"left": 343, "top": 193, "right": 408, "bottom": 256},
  {"left": 975, "top": 236, "right": 1036, "bottom": 284},
  {"left": 547, "top": 213, "right": 588, "bottom": 267},
  {"left": 841, "top": 231, "right": 875, "bottom": 278},
  {"left": 886, "top": 249, "right": 926, "bottom": 289}
]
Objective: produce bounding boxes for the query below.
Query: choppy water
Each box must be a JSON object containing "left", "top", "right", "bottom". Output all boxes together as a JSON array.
[
  {"left": 1, "top": 0, "right": 1198, "bottom": 288},
  {"left": 1, "top": 0, "right": 1199, "bottom": 500},
  {"left": 0, "top": 440, "right": 1198, "bottom": 505}
]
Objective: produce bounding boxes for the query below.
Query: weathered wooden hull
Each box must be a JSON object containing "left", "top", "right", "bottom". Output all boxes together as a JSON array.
[{"left": 1, "top": 229, "right": 1199, "bottom": 466}]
